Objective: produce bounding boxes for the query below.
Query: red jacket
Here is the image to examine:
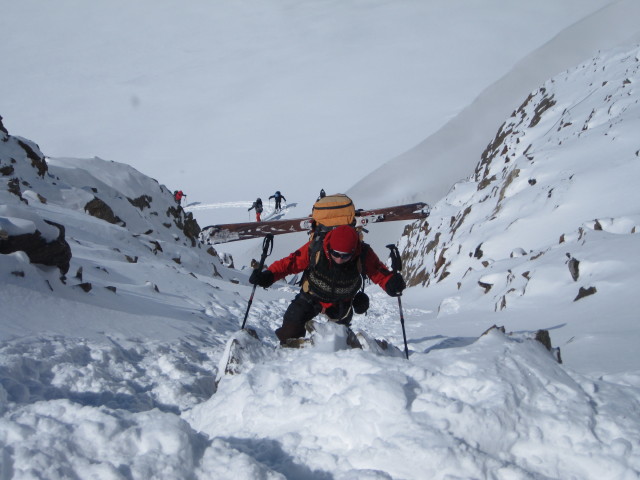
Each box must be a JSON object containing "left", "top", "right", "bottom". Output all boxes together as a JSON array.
[{"left": 267, "top": 237, "right": 393, "bottom": 305}]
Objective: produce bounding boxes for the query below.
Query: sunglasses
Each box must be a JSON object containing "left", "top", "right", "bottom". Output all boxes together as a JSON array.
[{"left": 329, "top": 249, "right": 353, "bottom": 260}]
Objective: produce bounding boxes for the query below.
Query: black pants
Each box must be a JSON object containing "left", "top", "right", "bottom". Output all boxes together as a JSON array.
[{"left": 276, "top": 292, "right": 354, "bottom": 344}]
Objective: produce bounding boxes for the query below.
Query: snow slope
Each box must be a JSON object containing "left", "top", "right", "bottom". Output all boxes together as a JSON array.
[
  {"left": 2, "top": 40, "right": 640, "bottom": 478},
  {"left": 398, "top": 43, "right": 640, "bottom": 378}
]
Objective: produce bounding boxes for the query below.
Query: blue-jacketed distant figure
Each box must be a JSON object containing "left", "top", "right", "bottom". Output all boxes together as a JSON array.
[{"left": 269, "top": 191, "right": 287, "bottom": 211}]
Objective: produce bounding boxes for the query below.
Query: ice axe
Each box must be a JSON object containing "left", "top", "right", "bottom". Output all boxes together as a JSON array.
[
  {"left": 241, "top": 234, "right": 274, "bottom": 329},
  {"left": 386, "top": 244, "right": 409, "bottom": 359}
]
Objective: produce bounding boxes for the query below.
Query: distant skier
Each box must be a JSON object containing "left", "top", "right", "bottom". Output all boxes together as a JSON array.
[
  {"left": 173, "top": 190, "right": 185, "bottom": 205},
  {"left": 248, "top": 198, "right": 264, "bottom": 221},
  {"left": 269, "top": 191, "right": 286, "bottom": 211}
]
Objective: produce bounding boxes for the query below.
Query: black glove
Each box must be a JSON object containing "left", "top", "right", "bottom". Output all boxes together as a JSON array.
[
  {"left": 249, "top": 269, "right": 274, "bottom": 288},
  {"left": 385, "top": 273, "right": 406, "bottom": 297},
  {"left": 352, "top": 291, "right": 370, "bottom": 314}
]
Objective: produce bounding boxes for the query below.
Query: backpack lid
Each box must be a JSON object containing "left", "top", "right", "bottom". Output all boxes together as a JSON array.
[{"left": 312, "top": 193, "right": 356, "bottom": 227}]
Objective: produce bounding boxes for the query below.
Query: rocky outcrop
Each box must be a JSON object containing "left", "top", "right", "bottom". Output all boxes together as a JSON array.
[
  {"left": 1, "top": 114, "right": 221, "bottom": 288},
  {"left": 84, "top": 197, "right": 125, "bottom": 227},
  {"left": 0, "top": 220, "right": 72, "bottom": 274},
  {"left": 128, "top": 194, "right": 152, "bottom": 210},
  {"left": 166, "top": 205, "right": 201, "bottom": 246},
  {"left": 16, "top": 138, "right": 48, "bottom": 178}
]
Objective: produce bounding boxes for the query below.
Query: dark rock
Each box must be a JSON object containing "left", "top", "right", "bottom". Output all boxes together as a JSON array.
[
  {"left": 529, "top": 92, "right": 556, "bottom": 128},
  {"left": 182, "top": 212, "right": 201, "bottom": 245},
  {"left": 534, "top": 329, "right": 562, "bottom": 364},
  {"left": 478, "top": 281, "right": 492, "bottom": 293},
  {"left": 84, "top": 197, "right": 125, "bottom": 226},
  {"left": 16, "top": 138, "right": 47, "bottom": 177},
  {"left": 7, "top": 178, "right": 22, "bottom": 198},
  {"left": 481, "top": 325, "right": 505, "bottom": 336},
  {"left": 150, "top": 240, "right": 163, "bottom": 254},
  {"left": 534, "top": 330, "right": 552, "bottom": 350},
  {"left": 127, "top": 194, "right": 152, "bottom": 210},
  {"left": 166, "top": 206, "right": 201, "bottom": 244},
  {"left": 76, "top": 282, "right": 92, "bottom": 292},
  {"left": 0, "top": 220, "right": 72, "bottom": 274},
  {"left": 574, "top": 286, "right": 597, "bottom": 301},
  {"left": 568, "top": 257, "right": 580, "bottom": 281}
]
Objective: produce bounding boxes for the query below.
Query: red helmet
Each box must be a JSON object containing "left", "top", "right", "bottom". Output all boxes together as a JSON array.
[{"left": 326, "top": 225, "right": 359, "bottom": 254}]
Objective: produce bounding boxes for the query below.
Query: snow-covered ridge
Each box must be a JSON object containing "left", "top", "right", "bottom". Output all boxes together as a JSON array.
[
  {"left": 402, "top": 44, "right": 639, "bottom": 292},
  {"left": 0, "top": 120, "right": 246, "bottom": 341},
  {"left": 1, "top": 126, "right": 200, "bottom": 239},
  {"left": 1, "top": 123, "right": 215, "bottom": 269},
  {"left": 398, "top": 44, "right": 640, "bottom": 375}
]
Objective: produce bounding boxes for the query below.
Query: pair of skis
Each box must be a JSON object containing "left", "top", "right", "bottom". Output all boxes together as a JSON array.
[{"left": 200, "top": 202, "right": 429, "bottom": 245}]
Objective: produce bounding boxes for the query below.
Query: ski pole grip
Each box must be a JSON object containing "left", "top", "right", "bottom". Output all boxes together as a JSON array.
[
  {"left": 258, "top": 234, "right": 274, "bottom": 270},
  {"left": 386, "top": 244, "right": 402, "bottom": 272}
]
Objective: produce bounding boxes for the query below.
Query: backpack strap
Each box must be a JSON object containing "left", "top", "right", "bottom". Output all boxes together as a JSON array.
[
  {"left": 307, "top": 225, "right": 331, "bottom": 268},
  {"left": 358, "top": 243, "right": 370, "bottom": 292}
]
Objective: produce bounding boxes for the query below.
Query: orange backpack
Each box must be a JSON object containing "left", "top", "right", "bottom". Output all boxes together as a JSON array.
[
  {"left": 303, "top": 194, "right": 368, "bottom": 298},
  {"left": 311, "top": 193, "right": 356, "bottom": 228},
  {"left": 306, "top": 193, "right": 365, "bottom": 267}
]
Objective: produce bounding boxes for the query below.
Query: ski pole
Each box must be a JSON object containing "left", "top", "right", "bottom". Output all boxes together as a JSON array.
[
  {"left": 241, "top": 234, "right": 274, "bottom": 329},
  {"left": 387, "top": 244, "right": 409, "bottom": 359}
]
